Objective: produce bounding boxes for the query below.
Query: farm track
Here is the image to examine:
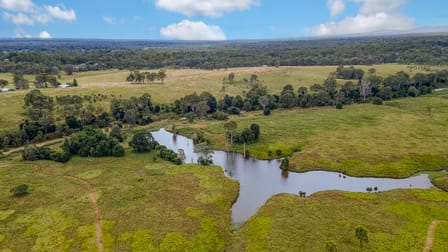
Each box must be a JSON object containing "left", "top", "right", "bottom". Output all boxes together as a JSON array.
[
  {"left": 1, "top": 163, "right": 104, "bottom": 252},
  {"left": 423, "top": 220, "right": 447, "bottom": 252}
]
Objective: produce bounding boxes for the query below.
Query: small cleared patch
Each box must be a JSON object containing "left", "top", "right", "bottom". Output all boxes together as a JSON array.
[{"left": 76, "top": 169, "right": 103, "bottom": 180}]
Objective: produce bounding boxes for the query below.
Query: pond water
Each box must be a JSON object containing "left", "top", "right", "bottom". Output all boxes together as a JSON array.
[{"left": 152, "top": 128, "right": 433, "bottom": 224}]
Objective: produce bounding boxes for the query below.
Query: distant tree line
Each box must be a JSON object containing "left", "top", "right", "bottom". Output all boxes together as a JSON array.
[{"left": 1, "top": 35, "right": 448, "bottom": 75}]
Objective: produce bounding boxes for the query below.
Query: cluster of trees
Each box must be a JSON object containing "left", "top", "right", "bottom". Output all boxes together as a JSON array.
[
  {"left": 2, "top": 35, "right": 448, "bottom": 73},
  {"left": 126, "top": 70, "right": 166, "bottom": 83},
  {"left": 23, "top": 127, "right": 124, "bottom": 163},
  {"left": 334, "top": 65, "right": 365, "bottom": 80},
  {"left": 234, "top": 123, "right": 260, "bottom": 144},
  {"left": 22, "top": 144, "right": 70, "bottom": 163},
  {"left": 174, "top": 92, "right": 218, "bottom": 118},
  {"left": 62, "top": 127, "right": 124, "bottom": 158},
  {"left": 0, "top": 91, "right": 111, "bottom": 150},
  {"left": 110, "top": 93, "right": 156, "bottom": 125},
  {"left": 223, "top": 121, "right": 260, "bottom": 145},
  {"left": 128, "top": 131, "right": 181, "bottom": 164},
  {"left": 34, "top": 73, "right": 60, "bottom": 88},
  {"left": 8, "top": 73, "right": 78, "bottom": 90}
]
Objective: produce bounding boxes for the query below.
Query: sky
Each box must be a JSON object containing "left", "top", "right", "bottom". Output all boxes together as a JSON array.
[{"left": 0, "top": 0, "right": 447, "bottom": 40}]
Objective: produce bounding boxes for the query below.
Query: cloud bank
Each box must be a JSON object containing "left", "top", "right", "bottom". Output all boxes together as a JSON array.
[
  {"left": 155, "top": 0, "right": 258, "bottom": 17},
  {"left": 160, "top": 20, "right": 226, "bottom": 40},
  {"left": 1, "top": 0, "right": 76, "bottom": 25},
  {"left": 315, "top": 0, "right": 415, "bottom": 36}
]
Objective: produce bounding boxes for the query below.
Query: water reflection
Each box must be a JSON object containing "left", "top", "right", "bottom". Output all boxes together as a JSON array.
[{"left": 152, "top": 128, "right": 433, "bottom": 224}]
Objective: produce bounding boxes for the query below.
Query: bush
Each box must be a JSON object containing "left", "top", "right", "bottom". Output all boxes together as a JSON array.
[
  {"left": 211, "top": 111, "right": 229, "bottom": 121},
  {"left": 22, "top": 145, "right": 41, "bottom": 161},
  {"left": 263, "top": 108, "right": 271, "bottom": 116},
  {"left": 276, "top": 149, "right": 282, "bottom": 157},
  {"left": 129, "top": 131, "right": 156, "bottom": 152},
  {"left": 336, "top": 103, "right": 344, "bottom": 109},
  {"left": 372, "top": 97, "right": 383, "bottom": 105},
  {"left": 280, "top": 157, "right": 289, "bottom": 171},
  {"left": 50, "top": 150, "right": 71, "bottom": 163},
  {"left": 227, "top": 106, "right": 240, "bottom": 115},
  {"left": 10, "top": 184, "right": 29, "bottom": 197},
  {"left": 111, "top": 145, "right": 125, "bottom": 157}
]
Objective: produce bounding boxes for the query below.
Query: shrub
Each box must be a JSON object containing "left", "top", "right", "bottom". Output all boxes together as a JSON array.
[
  {"left": 372, "top": 97, "right": 383, "bottom": 105},
  {"left": 211, "top": 111, "right": 228, "bottom": 121},
  {"left": 276, "top": 149, "right": 282, "bottom": 157},
  {"left": 227, "top": 106, "right": 240, "bottom": 115},
  {"left": 263, "top": 108, "right": 271, "bottom": 116},
  {"left": 10, "top": 184, "right": 29, "bottom": 197},
  {"left": 336, "top": 103, "right": 344, "bottom": 109},
  {"left": 129, "top": 132, "right": 156, "bottom": 152},
  {"left": 22, "top": 145, "right": 41, "bottom": 161},
  {"left": 50, "top": 150, "right": 71, "bottom": 163},
  {"left": 280, "top": 157, "right": 289, "bottom": 171}
]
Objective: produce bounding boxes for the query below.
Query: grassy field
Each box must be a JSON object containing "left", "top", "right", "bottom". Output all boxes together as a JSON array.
[
  {"left": 1, "top": 65, "right": 448, "bottom": 251},
  {"left": 0, "top": 64, "right": 436, "bottom": 131},
  {"left": 173, "top": 91, "right": 448, "bottom": 178},
  {"left": 232, "top": 189, "right": 448, "bottom": 251},
  {"left": 0, "top": 151, "right": 239, "bottom": 251}
]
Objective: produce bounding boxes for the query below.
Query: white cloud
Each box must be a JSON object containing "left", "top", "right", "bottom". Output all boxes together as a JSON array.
[
  {"left": 354, "top": 0, "right": 408, "bottom": 15},
  {"left": 103, "top": 16, "right": 115, "bottom": 25},
  {"left": 14, "top": 27, "right": 31, "bottom": 38},
  {"left": 160, "top": 20, "right": 226, "bottom": 40},
  {"left": 3, "top": 12, "right": 34, "bottom": 25},
  {"left": 314, "top": 13, "right": 414, "bottom": 36},
  {"left": 155, "top": 0, "right": 258, "bottom": 17},
  {"left": 1, "top": 0, "right": 76, "bottom": 29},
  {"left": 44, "top": 5, "right": 76, "bottom": 22},
  {"left": 327, "top": 0, "right": 345, "bottom": 17},
  {"left": 39, "top": 30, "right": 51, "bottom": 39},
  {"left": 315, "top": 0, "right": 414, "bottom": 36},
  {"left": 0, "top": 0, "right": 34, "bottom": 12}
]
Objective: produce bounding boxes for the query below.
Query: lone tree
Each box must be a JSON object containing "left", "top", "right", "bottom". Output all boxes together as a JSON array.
[
  {"left": 223, "top": 121, "right": 237, "bottom": 145},
  {"left": 355, "top": 225, "right": 369, "bottom": 248},
  {"left": 228, "top": 72, "right": 235, "bottom": 83},
  {"left": 10, "top": 184, "right": 29, "bottom": 197}
]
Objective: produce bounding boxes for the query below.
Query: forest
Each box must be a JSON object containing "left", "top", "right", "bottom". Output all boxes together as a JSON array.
[{"left": 1, "top": 34, "right": 448, "bottom": 74}]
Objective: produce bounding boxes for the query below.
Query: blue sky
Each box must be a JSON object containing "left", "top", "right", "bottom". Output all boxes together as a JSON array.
[{"left": 1, "top": 0, "right": 447, "bottom": 40}]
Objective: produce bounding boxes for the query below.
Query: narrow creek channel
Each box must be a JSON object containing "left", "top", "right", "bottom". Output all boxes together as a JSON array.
[{"left": 152, "top": 128, "right": 433, "bottom": 224}]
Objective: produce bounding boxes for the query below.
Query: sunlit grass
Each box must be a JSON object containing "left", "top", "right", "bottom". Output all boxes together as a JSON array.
[
  {"left": 233, "top": 190, "right": 448, "bottom": 251},
  {"left": 0, "top": 151, "right": 238, "bottom": 250}
]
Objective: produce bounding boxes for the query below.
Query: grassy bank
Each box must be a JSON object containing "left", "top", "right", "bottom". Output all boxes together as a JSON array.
[
  {"left": 176, "top": 92, "right": 448, "bottom": 178},
  {"left": 232, "top": 189, "right": 448, "bottom": 251},
  {"left": 0, "top": 151, "right": 239, "bottom": 251}
]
